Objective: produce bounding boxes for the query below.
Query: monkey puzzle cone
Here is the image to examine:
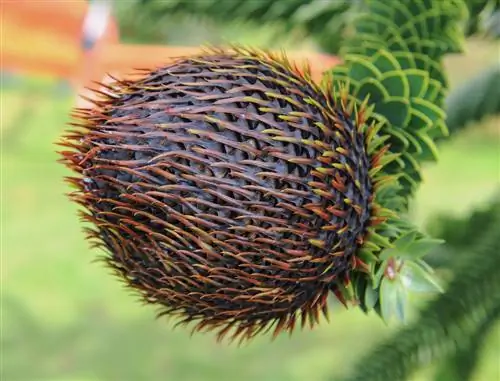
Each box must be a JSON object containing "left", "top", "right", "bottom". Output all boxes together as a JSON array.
[{"left": 58, "top": 47, "right": 394, "bottom": 343}]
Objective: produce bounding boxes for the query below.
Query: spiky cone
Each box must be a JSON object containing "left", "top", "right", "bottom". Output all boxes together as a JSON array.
[{"left": 58, "top": 46, "right": 393, "bottom": 344}]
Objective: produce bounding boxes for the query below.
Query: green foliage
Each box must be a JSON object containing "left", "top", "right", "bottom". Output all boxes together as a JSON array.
[
  {"left": 329, "top": 0, "right": 467, "bottom": 203},
  {"left": 131, "top": 0, "right": 353, "bottom": 53},
  {"left": 424, "top": 195, "right": 500, "bottom": 269},
  {"left": 444, "top": 64, "right": 500, "bottom": 138},
  {"left": 130, "top": 0, "right": 500, "bottom": 47},
  {"left": 336, "top": 209, "right": 500, "bottom": 381},
  {"left": 326, "top": 0, "right": 468, "bottom": 324},
  {"left": 427, "top": 191, "right": 500, "bottom": 252},
  {"left": 464, "top": 0, "right": 500, "bottom": 37},
  {"left": 433, "top": 304, "right": 500, "bottom": 381},
  {"left": 427, "top": 193, "right": 500, "bottom": 379},
  {"left": 327, "top": 3, "right": 500, "bottom": 379}
]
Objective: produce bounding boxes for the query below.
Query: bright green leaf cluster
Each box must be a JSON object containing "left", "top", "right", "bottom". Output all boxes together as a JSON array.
[
  {"left": 327, "top": 0, "right": 468, "bottom": 203},
  {"left": 328, "top": 0, "right": 468, "bottom": 323},
  {"left": 363, "top": 230, "right": 444, "bottom": 323}
]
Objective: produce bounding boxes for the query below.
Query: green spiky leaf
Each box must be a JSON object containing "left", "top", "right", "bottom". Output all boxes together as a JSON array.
[
  {"left": 328, "top": 0, "right": 467, "bottom": 206},
  {"left": 323, "top": 0, "right": 467, "bottom": 325},
  {"left": 400, "top": 261, "right": 444, "bottom": 293}
]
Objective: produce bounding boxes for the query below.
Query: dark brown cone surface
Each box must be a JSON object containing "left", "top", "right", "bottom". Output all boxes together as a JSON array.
[{"left": 59, "top": 48, "right": 374, "bottom": 342}]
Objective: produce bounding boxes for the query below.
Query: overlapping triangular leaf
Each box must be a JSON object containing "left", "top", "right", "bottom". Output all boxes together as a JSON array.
[{"left": 324, "top": 0, "right": 467, "bottom": 324}]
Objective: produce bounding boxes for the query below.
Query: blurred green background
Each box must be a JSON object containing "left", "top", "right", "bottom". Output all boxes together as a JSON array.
[{"left": 2, "top": 4, "right": 500, "bottom": 381}]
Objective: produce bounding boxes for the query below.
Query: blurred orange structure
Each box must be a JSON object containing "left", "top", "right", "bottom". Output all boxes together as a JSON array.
[
  {"left": 2, "top": 0, "right": 119, "bottom": 88},
  {"left": 1, "top": 0, "right": 340, "bottom": 90}
]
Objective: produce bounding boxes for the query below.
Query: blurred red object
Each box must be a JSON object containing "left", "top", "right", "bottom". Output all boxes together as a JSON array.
[{"left": 1, "top": 0, "right": 340, "bottom": 89}]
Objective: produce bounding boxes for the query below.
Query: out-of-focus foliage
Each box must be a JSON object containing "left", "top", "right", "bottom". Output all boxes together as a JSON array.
[
  {"left": 118, "top": 0, "right": 354, "bottom": 52},
  {"left": 444, "top": 64, "right": 500, "bottom": 139},
  {"left": 115, "top": 1, "right": 217, "bottom": 45},
  {"left": 427, "top": 192, "right": 500, "bottom": 255},
  {"left": 427, "top": 193, "right": 500, "bottom": 381},
  {"left": 432, "top": 303, "right": 500, "bottom": 381},
  {"left": 117, "top": 0, "right": 500, "bottom": 49},
  {"left": 336, "top": 202, "right": 500, "bottom": 381},
  {"left": 464, "top": 0, "right": 500, "bottom": 37}
]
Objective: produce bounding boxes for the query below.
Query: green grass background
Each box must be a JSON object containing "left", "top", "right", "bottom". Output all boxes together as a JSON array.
[{"left": 2, "top": 39, "right": 499, "bottom": 380}]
